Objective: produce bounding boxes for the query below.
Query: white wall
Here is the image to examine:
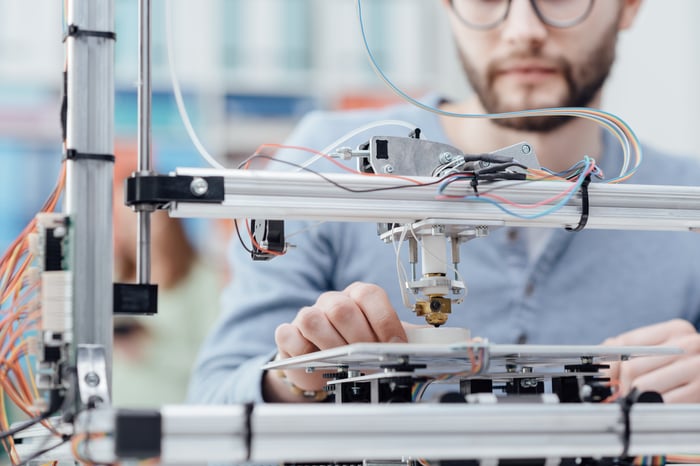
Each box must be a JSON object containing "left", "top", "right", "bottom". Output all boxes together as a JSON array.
[
  {"left": 606, "top": 0, "right": 700, "bottom": 157},
  {"left": 0, "top": 0, "right": 698, "bottom": 157},
  {"left": 428, "top": 0, "right": 700, "bottom": 158}
]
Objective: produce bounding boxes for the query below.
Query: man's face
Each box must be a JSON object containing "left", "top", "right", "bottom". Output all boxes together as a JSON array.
[{"left": 446, "top": 0, "right": 629, "bottom": 132}]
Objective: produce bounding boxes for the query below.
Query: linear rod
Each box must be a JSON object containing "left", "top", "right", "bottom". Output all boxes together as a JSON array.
[{"left": 136, "top": 0, "right": 153, "bottom": 285}]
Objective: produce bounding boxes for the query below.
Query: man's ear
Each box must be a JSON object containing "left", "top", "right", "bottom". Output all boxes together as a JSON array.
[{"left": 618, "top": 0, "right": 643, "bottom": 30}]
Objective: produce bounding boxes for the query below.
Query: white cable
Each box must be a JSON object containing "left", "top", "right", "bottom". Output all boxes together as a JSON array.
[
  {"left": 391, "top": 227, "right": 413, "bottom": 310},
  {"left": 297, "top": 119, "right": 425, "bottom": 171},
  {"left": 165, "top": 0, "right": 226, "bottom": 170}
]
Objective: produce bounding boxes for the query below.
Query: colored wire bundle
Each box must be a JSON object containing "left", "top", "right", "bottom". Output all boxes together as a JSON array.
[
  {"left": 234, "top": 143, "right": 603, "bottom": 257},
  {"left": 437, "top": 156, "right": 598, "bottom": 219},
  {"left": 355, "top": 0, "right": 643, "bottom": 183},
  {"left": 411, "top": 346, "right": 487, "bottom": 402},
  {"left": 0, "top": 163, "right": 66, "bottom": 464}
]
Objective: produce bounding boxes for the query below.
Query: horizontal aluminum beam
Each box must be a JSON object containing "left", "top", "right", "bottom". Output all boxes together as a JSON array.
[
  {"left": 60, "top": 404, "right": 700, "bottom": 463},
  {"left": 171, "top": 168, "right": 700, "bottom": 231}
]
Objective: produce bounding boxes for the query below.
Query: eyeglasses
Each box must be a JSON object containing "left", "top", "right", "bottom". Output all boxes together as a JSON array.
[{"left": 449, "top": 0, "right": 595, "bottom": 30}]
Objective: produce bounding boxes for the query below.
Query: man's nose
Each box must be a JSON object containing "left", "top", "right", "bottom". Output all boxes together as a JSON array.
[{"left": 501, "top": 0, "right": 548, "bottom": 47}]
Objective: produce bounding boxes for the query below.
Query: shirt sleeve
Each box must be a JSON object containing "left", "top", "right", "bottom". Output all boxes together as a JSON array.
[{"left": 186, "top": 113, "right": 349, "bottom": 404}]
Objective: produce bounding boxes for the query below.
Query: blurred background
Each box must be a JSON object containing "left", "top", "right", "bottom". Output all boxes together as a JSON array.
[
  {"left": 1, "top": 0, "right": 699, "bottom": 253},
  {"left": 0, "top": 0, "right": 698, "bottom": 406}
]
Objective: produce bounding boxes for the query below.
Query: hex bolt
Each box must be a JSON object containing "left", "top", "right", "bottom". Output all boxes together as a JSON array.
[
  {"left": 190, "top": 177, "right": 209, "bottom": 197},
  {"left": 383, "top": 165, "right": 394, "bottom": 174},
  {"left": 522, "top": 144, "right": 532, "bottom": 154}
]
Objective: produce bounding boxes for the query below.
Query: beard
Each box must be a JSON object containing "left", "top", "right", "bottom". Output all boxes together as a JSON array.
[{"left": 459, "top": 23, "right": 620, "bottom": 132}]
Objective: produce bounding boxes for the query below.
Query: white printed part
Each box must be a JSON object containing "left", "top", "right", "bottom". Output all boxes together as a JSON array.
[
  {"left": 420, "top": 234, "right": 448, "bottom": 276},
  {"left": 406, "top": 326, "right": 471, "bottom": 344},
  {"left": 41, "top": 271, "right": 72, "bottom": 333}
]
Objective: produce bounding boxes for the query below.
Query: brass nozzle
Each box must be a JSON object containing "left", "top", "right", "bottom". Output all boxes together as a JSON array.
[{"left": 414, "top": 296, "right": 452, "bottom": 327}]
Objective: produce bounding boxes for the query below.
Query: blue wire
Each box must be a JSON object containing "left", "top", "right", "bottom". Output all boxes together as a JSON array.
[
  {"left": 355, "top": 0, "right": 643, "bottom": 182},
  {"left": 437, "top": 157, "right": 593, "bottom": 220}
]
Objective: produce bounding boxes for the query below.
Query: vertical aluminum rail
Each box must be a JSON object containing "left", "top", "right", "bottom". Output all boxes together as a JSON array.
[
  {"left": 64, "top": 0, "right": 115, "bottom": 391},
  {"left": 136, "top": 0, "right": 154, "bottom": 284}
]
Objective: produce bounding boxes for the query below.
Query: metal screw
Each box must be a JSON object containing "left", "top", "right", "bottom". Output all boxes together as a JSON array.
[
  {"left": 84, "top": 372, "right": 100, "bottom": 387},
  {"left": 521, "top": 144, "right": 532, "bottom": 154},
  {"left": 190, "top": 177, "right": 209, "bottom": 197},
  {"left": 439, "top": 152, "right": 454, "bottom": 164},
  {"left": 383, "top": 165, "right": 394, "bottom": 174}
]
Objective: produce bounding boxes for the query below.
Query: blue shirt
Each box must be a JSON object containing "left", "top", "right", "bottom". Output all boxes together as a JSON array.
[{"left": 188, "top": 100, "right": 700, "bottom": 404}]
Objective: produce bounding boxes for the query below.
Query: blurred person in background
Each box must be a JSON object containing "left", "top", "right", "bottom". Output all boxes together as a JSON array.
[
  {"left": 111, "top": 143, "right": 222, "bottom": 407},
  {"left": 189, "top": 0, "right": 700, "bottom": 405}
]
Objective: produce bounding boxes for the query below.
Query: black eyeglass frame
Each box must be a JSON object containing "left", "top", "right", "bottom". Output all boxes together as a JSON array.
[{"left": 448, "top": 0, "right": 596, "bottom": 30}]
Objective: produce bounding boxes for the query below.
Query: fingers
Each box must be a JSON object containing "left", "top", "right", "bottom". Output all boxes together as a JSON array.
[
  {"left": 274, "top": 323, "right": 319, "bottom": 357},
  {"left": 276, "top": 282, "right": 404, "bottom": 358},
  {"left": 344, "top": 282, "right": 407, "bottom": 343},
  {"left": 604, "top": 319, "right": 696, "bottom": 346},
  {"left": 603, "top": 320, "right": 700, "bottom": 402},
  {"left": 316, "top": 290, "right": 379, "bottom": 344},
  {"left": 628, "top": 353, "right": 700, "bottom": 398},
  {"left": 268, "top": 283, "right": 404, "bottom": 402}
]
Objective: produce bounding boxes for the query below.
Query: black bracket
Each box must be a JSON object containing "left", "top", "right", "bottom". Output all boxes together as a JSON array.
[
  {"left": 114, "top": 283, "right": 158, "bottom": 316},
  {"left": 125, "top": 174, "right": 225, "bottom": 208},
  {"left": 115, "top": 409, "right": 161, "bottom": 459}
]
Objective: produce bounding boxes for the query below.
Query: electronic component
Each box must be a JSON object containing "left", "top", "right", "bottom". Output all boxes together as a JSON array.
[
  {"left": 33, "top": 213, "right": 72, "bottom": 411},
  {"left": 251, "top": 219, "right": 287, "bottom": 260}
]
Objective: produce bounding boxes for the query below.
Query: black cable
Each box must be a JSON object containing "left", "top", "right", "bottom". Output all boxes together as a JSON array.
[
  {"left": 15, "top": 434, "right": 71, "bottom": 466},
  {"left": 0, "top": 412, "right": 52, "bottom": 441},
  {"left": 234, "top": 219, "right": 254, "bottom": 254},
  {"left": 618, "top": 388, "right": 638, "bottom": 460},
  {"left": 240, "top": 154, "right": 461, "bottom": 194},
  {"left": 0, "top": 386, "right": 66, "bottom": 442},
  {"left": 462, "top": 153, "right": 514, "bottom": 164},
  {"left": 244, "top": 402, "right": 254, "bottom": 462},
  {"left": 565, "top": 174, "right": 592, "bottom": 232}
]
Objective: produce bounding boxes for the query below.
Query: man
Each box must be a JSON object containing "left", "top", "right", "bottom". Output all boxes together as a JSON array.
[{"left": 189, "top": 0, "right": 700, "bottom": 404}]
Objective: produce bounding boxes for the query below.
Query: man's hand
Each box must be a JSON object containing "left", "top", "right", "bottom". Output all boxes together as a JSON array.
[
  {"left": 603, "top": 319, "right": 700, "bottom": 402},
  {"left": 264, "top": 282, "right": 408, "bottom": 402}
]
